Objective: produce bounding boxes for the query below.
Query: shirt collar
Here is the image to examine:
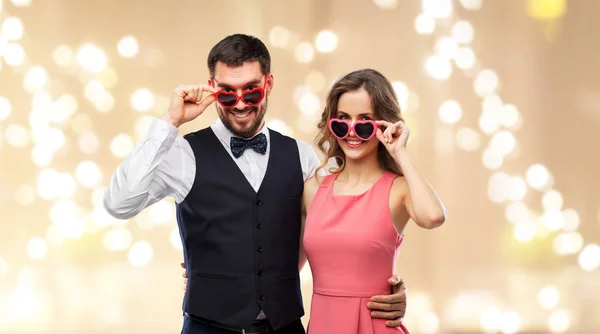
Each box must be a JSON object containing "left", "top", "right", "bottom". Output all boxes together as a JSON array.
[{"left": 212, "top": 117, "right": 270, "bottom": 143}]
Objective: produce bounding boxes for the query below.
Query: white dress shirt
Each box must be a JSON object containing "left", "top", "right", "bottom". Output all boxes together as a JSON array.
[{"left": 103, "top": 117, "right": 324, "bottom": 219}]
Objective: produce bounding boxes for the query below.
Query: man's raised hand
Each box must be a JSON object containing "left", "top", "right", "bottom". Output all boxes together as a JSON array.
[{"left": 161, "top": 84, "right": 218, "bottom": 128}]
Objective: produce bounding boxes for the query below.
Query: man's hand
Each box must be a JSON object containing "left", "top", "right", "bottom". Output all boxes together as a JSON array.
[
  {"left": 161, "top": 85, "right": 218, "bottom": 128},
  {"left": 367, "top": 274, "right": 407, "bottom": 327},
  {"left": 181, "top": 262, "right": 188, "bottom": 292}
]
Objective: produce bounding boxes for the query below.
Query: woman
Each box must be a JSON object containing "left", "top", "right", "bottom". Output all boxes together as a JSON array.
[{"left": 300, "top": 69, "right": 446, "bottom": 333}]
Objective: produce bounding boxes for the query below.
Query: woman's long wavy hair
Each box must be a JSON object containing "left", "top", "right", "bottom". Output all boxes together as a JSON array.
[{"left": 315, "top": 69, "right": 404, "bottom": 181}]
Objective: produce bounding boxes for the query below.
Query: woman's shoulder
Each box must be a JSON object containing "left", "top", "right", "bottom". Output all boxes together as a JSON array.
[
  {"left": 389, "top": 172, "right": 408, "bottom": 196},
  {"left": 305, "top": 173, "right": 336, "bottom": 192},
  {"left": 304, "top": 175, "right": 320, "bottom": 193}
]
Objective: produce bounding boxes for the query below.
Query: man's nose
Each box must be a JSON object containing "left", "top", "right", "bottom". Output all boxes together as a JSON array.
[
  {"left": 234, "top": 101, "right": 247, "bottom": 110},
  {"left": 234, "top": 94, "right": 247, "bottom": 110}
]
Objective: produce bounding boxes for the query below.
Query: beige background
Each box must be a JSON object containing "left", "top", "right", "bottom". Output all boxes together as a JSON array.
[{"left": 0, "top": 0, "right": 598, "bottom": 333}]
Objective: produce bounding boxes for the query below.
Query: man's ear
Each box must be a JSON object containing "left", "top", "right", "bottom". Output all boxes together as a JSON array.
[{"left": 266, "top": 73, "right": 274, "bottom": 96}]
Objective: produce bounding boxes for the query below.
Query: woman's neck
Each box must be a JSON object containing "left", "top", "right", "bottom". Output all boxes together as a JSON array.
[{"left": 337, "top": 152, "right": 383, "bottom": 185}]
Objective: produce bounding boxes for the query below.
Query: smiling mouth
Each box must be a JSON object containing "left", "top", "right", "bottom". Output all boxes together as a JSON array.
[
  {"left": 345, "top": 139, "right": 363, "bottom": 148},
  {"left": 230, "top": 109, "right": 254, "bottom": 121}
]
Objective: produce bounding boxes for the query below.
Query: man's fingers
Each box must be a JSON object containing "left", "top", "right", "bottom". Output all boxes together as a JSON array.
[
  {"left": 176, "top": 85, "right": 218, "bottom": 103},
  {"left": 388, "top": 274, "right": 402, "bottom": 285},
  {"left": 385, "top": 318, "right": 404, "bottom": 328},
  {"left": 181, "top": 262, "right": 188, "bottom": 278},
  {"left": 185, "top": 94, "right": 216, "bottom": 120},
  {"left": 366, "top": 301, "right": 399, "bottom": 311},
  {"left": 201, "top": 84, "right": 219, "bottom": 94},
  {"left": 370, "top": 310, "right": 404, "bottom": 320},
  {"left": 197, "top": 94, "right": 216, "bottom": 110},
  {"left": 391, "top": 287, "right": 407, "bottom": 300},
  {"left": 181, "top": 85, "right": 198, "bottom": 102},
  {"left": 392, "top": 284, "right": 407, "bottom": 297},
  {"left": 371, "top": 293, "right": 405, "bottom": 304}
]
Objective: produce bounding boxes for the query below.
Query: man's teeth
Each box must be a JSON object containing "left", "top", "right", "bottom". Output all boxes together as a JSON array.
[
  {"left": 233, "top": 111, "right": 250, "bottom": 119},
  {"left": 347, "top": 140, "right": 361, "bottom": 146}
]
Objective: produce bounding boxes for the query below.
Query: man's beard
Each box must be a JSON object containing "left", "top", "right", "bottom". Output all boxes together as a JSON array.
[{"left": 218, "top": 100, "right": 267, "bottom": 138}]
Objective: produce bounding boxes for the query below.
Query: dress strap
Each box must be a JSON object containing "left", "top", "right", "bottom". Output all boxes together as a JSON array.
[
  {"left": 377, "top": 171, "right": 399, "bottom": 191},
  {"left": 317, "top": 173, "right": 338, "bottom": 188}
]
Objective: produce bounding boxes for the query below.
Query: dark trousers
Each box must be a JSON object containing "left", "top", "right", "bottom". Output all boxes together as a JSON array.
[{"left": 181, "top": 314, "right": 306, "bottom": 334}]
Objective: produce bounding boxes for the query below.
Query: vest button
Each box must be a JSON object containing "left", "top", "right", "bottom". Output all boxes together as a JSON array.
[
  {"left": 256, "top": 224, "right": 263, "bottom": 229},
  {"left": 259, "top": 295, "right": 266, "bottom": 301},
  {"left": 257, "top": 247, "right": 264, "bottom": 253},
  {"left": 258, "top": 270, "right": 264, "bottom": 277},
  {"left": 256, "top": 200, "right": 263, "bottom": 206}
]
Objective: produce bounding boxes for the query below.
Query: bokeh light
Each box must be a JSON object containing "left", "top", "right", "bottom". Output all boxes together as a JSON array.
[
  {"left": 77, "top": 43, "right": 108, "bottom": 73},
  {"left": 26, "top": 237, "right": 48, "bottom": 260},
  {"left": 0, "top": 96, "right": 12, "bottom": 121},
  {"left": 439, "top": 99, "right": 462, "bottom": 124},
  {"left": 117, "top": 36, "right": 139, "bottom": 58},
  {"left": 130, "top": 88, "right": 155, "bottom": 112},
  {"left": 1, "top": 17, "right": 24, "bottom": 41},
  {"left": 269, "top": 26, "right": 291, "bottom": 48},
  {"left": 294, "top": 42, "right": 314, "bottom": 63},
  {"left": 425, "top": 54, "right": 452, "bottom": 80},
  {"left": 374, "top": 0, "right": 397, "bottom": 10},
  {"left": 460, "top": 0, "right": 483, "bottom": 11},
  {"left": 578, "top": 244, "right": 600, "bottom": 271},
  {"left": 548, "top": 309, "right": 570, "bottom": 333},
  {"left": 315, "top": 30, "right": 338, "bottom": 53},
  {"left": 415, "top": 13, "right": 436, "bottom": 35},
  {"left": 128, "top": 241, "right": 154, "bottom": 268}
]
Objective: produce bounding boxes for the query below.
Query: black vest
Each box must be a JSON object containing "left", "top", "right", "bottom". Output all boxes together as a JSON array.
[{"left": 176, "top": 127, "right": 305, "bottom": 330}]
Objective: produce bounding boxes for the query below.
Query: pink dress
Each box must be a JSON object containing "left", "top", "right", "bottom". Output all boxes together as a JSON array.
[{"left": 303, "top": 172, "right": 409, "bottom": 334}]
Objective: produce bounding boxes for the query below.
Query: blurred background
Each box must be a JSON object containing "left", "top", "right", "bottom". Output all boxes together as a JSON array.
[{"left": 0, "top": 0, "right": 599, "bottom": 333}]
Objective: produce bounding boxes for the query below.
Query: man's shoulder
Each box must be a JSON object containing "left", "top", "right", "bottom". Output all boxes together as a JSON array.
[
  {"left": 183, "top": 127, "right": 213, "bottom": 141},
  {"left": 294, "top": 138, "right": 316, "bottom": 153}
]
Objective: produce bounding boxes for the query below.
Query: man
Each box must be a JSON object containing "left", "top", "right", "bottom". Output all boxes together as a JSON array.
[{"left": 104, "top": 34, "right": 406, "bottom": 334}]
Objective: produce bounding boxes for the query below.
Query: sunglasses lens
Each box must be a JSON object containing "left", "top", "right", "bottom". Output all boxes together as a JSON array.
[
  {"left": 354, "top": 123, "right": 375, "bottom": 140},
  {"left": 217, "top": 93, "right": 237, "bottom": 107},
  {"left": 330, "top": 121, "right": 349, "bottom": 138},
  {"left": 242, "top": 90, "right": 263, "bottom": 105}
]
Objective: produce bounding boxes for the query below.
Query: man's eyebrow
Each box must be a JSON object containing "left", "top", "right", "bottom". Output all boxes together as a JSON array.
[{"left": 217, "top": 78, "right": 262, "bottom": 89}]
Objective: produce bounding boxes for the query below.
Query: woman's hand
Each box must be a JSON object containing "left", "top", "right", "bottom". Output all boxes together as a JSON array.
[{"left": 375, "top": 120, "right": 409, "bottom": 156}]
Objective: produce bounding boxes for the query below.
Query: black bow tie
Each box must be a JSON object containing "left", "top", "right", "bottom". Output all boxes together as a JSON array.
[{"left": 230, "top": 133, "right": 268, "bottom": 158}]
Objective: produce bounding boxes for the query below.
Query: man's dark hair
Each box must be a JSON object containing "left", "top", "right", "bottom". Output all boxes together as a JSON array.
[{"left": 207, "top": 34, "right": 271, "bottom": 77}]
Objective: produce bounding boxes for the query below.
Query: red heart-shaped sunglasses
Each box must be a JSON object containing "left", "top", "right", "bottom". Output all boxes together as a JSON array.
[{"left": 211, "top": 76, "right": 268, "bottom": 108}]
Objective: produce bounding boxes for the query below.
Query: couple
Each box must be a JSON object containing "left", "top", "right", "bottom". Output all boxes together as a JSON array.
[{"left": 104, "top": 34, "right": 446, "bottom": 334}]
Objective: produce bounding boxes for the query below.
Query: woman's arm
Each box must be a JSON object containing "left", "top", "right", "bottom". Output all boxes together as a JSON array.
[
  {"left": 393, "top": 150, "right": 446, "bottom": 229},
  {"left": 376, "top": 120, "right": 447, "bottom": 230},
  {"left": 299, "top": 176, "right": 319, "bottom": 271},
  {"left": 298, "top": 202, "right": 308, "bottom": 271}
]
